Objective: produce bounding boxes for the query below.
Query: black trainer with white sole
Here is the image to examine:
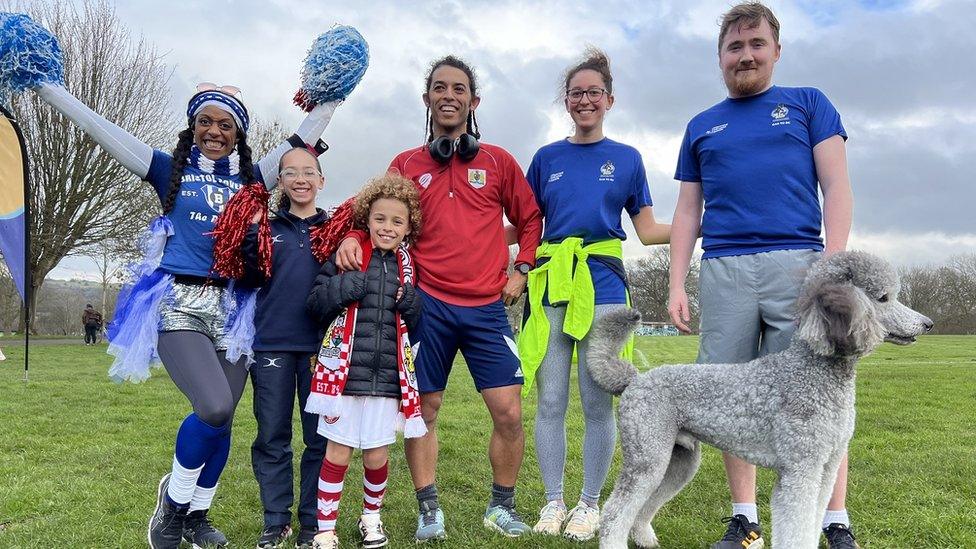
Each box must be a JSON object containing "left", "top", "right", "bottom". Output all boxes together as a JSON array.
[
  {"left": 183, "top": 509, "right": 228, "bottom": 548},
  {"left": 148, "top": 474, "right": 187, "bottom": 549}
]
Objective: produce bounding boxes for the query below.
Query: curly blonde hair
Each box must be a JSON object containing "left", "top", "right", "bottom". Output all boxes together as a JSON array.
[{"left": 353, "top": 172, "right": 423, "bottom": 243}]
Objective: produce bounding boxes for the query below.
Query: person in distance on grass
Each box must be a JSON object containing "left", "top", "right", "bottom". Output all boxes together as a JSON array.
[
  {"left": 520, "top": 47, "right": 671, "bottom": 542},
  {"left": 304, "top": 173, "right": 425, "bottom": 549},
  {"left": 334, "top": 55, "right": 543, "bottom": 540},
  {"left": 240, "top": 147, "right": 330, "bottom": 549},
  {"left": 82, "top": 304, "right": 102, "bottom": 346},
  {"left": 667, "top": 3, "right": 857, "bottom": 548}
]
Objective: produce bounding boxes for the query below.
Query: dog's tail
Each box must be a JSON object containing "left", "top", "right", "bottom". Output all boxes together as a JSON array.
[{"left": 587, "top": 308, "right": 641, "bottom": 396}]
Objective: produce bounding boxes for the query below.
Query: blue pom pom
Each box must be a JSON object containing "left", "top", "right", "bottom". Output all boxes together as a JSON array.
[
  {"left": 295, "top": 25, "right": 369, "bottom": 109},
  {"left": 0, "top": 13, "right": 64, "bottom": 104}
]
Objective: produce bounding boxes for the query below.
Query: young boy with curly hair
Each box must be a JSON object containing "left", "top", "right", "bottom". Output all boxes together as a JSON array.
[{"left": 304, "top": 173, "right": 425, "bottom": 549}]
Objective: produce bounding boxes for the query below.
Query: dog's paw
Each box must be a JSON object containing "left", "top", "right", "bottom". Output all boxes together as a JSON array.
[{"left": 630, "top": 522, "right": 660, "bottom": 548}]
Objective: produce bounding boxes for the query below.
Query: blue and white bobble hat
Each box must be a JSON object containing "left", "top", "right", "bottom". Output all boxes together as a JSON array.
[{"left": 186, "top": 90, "right": 250, "bottom": 134}]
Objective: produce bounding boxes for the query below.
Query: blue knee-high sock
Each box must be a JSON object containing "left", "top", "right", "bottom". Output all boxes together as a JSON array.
[
  {"left": 198, "top": 427, "right": 231, "bottom": 489},
  {"left": 187, "top": 426, "right": 231, "bottom": 512},
  {"left": 167, "top": 413, "right": 229, "bottom": 508}
]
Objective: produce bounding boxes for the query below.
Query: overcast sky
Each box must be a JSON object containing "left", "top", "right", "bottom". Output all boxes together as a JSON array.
[{"left": 49, "top": 0, "right": 975, "bottom": 279}]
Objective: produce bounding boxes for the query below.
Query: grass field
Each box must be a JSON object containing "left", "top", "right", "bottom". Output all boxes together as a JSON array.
[{"left": 1, "top": 335, "right": 975, "bottom": 548}]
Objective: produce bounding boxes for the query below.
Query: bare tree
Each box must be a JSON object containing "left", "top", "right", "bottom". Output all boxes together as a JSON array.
[
  {"left": 248, "top": 117, "right": 289, "bottom": 211},
  {"left": 7, "top": 0, "right": 174, "bottom": 331},
  {"left": 627, "top": 246, "right": 701, "bottom": 331}
]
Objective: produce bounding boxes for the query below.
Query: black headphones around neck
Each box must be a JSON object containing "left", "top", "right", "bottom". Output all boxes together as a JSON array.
[{"left": 428, "top": 133, "right": 480, "bottom": 165}]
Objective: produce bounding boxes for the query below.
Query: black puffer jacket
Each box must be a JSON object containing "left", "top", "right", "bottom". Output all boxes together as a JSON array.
[{"left": 306, "top": 250, "right": 422, "bottom": 398}]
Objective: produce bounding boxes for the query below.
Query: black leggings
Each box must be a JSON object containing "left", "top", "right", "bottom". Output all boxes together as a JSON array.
[{"left": 157, "top": 331, "right": 248, "bottom": 426}]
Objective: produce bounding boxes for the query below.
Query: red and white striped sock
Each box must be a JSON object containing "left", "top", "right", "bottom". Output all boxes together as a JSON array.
[
  {"left": 362, "top": 461, "right": 388, "bottom": 515},
  {"left": 317, "top": 458, "right": 348, "bottom": 532}
]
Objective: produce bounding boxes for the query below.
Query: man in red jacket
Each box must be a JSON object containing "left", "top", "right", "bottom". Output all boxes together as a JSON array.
[{"left": 336, "top": 55, "right": 542, "bottom": 541}]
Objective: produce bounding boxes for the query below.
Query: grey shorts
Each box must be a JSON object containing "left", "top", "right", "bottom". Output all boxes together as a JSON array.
[
  {"left": 159, "top": 281, "right": 231, "bottom": 349},
  {"left": 697, "top": 249, "right": 820, "bottom": 364}
]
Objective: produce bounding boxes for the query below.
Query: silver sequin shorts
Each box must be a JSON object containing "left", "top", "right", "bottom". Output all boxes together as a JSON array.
[{"left": 159, "top": 281, "right": 231, "bottom": 349}]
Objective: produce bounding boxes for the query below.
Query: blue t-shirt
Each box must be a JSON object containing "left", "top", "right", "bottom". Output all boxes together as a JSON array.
[
  {"left": 674, "top": 86, "right": 846, "bottom": 259},
  {"left": 145, "top": 149, "right": 264, "bottom": 277},
  {"left": 526, "top": 138, "right": 653, "bottom": 304}
]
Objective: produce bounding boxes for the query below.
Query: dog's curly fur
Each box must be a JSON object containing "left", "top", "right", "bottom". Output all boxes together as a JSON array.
[{"left": 589, "top": 251, "right": 933, "bottom": 549}]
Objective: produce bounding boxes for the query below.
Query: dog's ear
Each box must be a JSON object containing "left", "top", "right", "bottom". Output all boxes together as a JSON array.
[{"left": 796, "top": 280, "right": 884, "bottom": 356}]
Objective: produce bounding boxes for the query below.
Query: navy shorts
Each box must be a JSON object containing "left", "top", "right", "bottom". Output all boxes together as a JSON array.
[{"left": 413, "top": 288, "right": 523, "bottom": 393}]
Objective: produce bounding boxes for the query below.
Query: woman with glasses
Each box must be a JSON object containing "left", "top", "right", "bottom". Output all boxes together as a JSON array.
[
  {"left": 32, "top": 80, "right": 336, "bottom": 549},
  {"left": 240, "top": 147, "right": 330, "bottom": 549},
  {"left": 519, "top": 48, "right": 671, "bottom": 541}
]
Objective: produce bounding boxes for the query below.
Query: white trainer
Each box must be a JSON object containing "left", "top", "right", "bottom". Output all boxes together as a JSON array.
[
  {"left": 311, "top": 530, "right": 339, "bottom": 549},
  {"left": 533, "top": 500, "right": 568, "bottom": 535},
  {"left": 357, "top": 513, "right": 388, "bottom": 548},
  {"left": 563, "top": 502, "right": 600, "bottom": 541}
]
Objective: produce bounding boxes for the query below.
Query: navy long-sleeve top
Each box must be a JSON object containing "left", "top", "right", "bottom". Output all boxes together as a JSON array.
[{"left": 244, "top": 208, "right": 329, "bottom": 352}]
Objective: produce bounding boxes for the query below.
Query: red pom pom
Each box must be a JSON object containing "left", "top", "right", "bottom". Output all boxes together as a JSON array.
[
  {"left": 293, "top": 89, "right": 316, "bottom": 113},
  {"left": 211, "top": 183, "right": 272, "bottom": 280},
  {"left": 310, "top": 197, "right": 356, "bottom": 263}
]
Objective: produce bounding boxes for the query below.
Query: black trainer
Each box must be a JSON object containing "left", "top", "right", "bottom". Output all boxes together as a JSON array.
[
  {"left": 255, "top": 523, "right": 292, "bottom": 548},
  {"left": 183, "top": 509, "right": 228, "bottom": 548},
  {"left": 294, "top": 525, "right": 317, "bottom": 549},
  {"left": 710, "top": 515, "right": 764, "bottom": 549},
  {"left": 823, "top": 523, "right": 859, "bottom": 549},
  {"left": 148, "top": 473, "right": 187, "bottom": 549}
]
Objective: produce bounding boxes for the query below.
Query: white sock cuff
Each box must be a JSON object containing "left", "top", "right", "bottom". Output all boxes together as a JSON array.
[
  {"left": 167, "top": 457, "right": 205, "bottom": 505},
  {"left": 732, "top": 503, "right": 759, "bottom": 524},
  {"left": 189, "top": 483, "right": 219, "bottom": 512},
  {"left": 822, "top": 509, "right": 850, "bottom": 529}
]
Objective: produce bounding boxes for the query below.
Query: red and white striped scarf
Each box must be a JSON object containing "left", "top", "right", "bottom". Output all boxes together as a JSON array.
[{"left": 305, "top": 241, "right": 426, "bottom": 438}]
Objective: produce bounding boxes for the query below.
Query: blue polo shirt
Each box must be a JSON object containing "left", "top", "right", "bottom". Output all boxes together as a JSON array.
[
  {"left": 675, "top": 86, "right": 846, "bottom": 259},
  {"left": 526, "top": 138, "right": 652, "bottom": 304}
]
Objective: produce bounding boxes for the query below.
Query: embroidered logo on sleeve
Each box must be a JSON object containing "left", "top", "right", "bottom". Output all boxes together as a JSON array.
[
  {"left": 548, "top": 171, "right": 564, "bottom": 183},
  {"left": 706, "top": 123, "right": 728, "bottom": 135}
]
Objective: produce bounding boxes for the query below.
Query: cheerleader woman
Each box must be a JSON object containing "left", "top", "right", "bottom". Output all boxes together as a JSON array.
[{"left": 32, "top": 81, "right": 336, "bottom": 549}]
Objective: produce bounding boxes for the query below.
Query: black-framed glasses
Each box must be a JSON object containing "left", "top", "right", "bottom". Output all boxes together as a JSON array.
[{"left": 566, "top": 87, "right": 607, "bottom": 103}]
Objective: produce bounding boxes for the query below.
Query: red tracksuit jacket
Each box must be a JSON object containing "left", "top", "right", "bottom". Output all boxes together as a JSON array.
[{"left": 387, "top": 142, "right": 542, "bottom": 307}]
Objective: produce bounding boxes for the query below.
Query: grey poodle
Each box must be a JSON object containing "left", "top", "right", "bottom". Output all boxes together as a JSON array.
[{"left": 588, "top": 251, "right": 933, "bottom": 549}]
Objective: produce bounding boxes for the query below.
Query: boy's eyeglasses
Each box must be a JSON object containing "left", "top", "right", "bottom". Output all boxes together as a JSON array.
[{"left": 566, "top": 87, "right": 607, "bottom": 103}]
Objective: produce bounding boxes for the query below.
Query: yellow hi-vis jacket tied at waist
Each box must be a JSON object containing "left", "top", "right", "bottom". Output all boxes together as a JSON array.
[{"left": 517, "top": 237, "right": 634, "bottom": 396}]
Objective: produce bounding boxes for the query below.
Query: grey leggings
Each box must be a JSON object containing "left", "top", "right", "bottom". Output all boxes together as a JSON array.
[
  {"left": 534, "top": 304, "right": 622, "bottom": 506},
  {"left": 158, "top": 331, "right": 248, "bottom": 426}
]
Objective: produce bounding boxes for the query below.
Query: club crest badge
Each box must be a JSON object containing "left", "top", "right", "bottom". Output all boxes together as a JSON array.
[
  {"left": 468, "top": 168, "right": 487, "bottom": 189},
  {"left": 771, "top": 104, "right": 789, "bottom": 120},
  {"left": 419, "top": 173, "right": 432, "bottom": 189},
  {"left": 599, "top": 160, "right": 615, "bottom": 182},
  {"left": 201, "top": 184, "right": 230, "bottom": 213}
]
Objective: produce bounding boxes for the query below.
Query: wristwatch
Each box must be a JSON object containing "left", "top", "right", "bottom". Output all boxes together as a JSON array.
[{"left": 515, "top": 262, "right": 531, "bottom": 275}]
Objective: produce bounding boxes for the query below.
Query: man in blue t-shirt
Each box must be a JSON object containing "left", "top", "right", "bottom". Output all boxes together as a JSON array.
[{"left": 668, "top": 3, "right": 856, "bottom": 549}]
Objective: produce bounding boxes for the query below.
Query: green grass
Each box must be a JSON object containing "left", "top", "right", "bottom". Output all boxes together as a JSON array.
[{"left": 1, "top": 336, "right": 975, "bottom": 548}]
